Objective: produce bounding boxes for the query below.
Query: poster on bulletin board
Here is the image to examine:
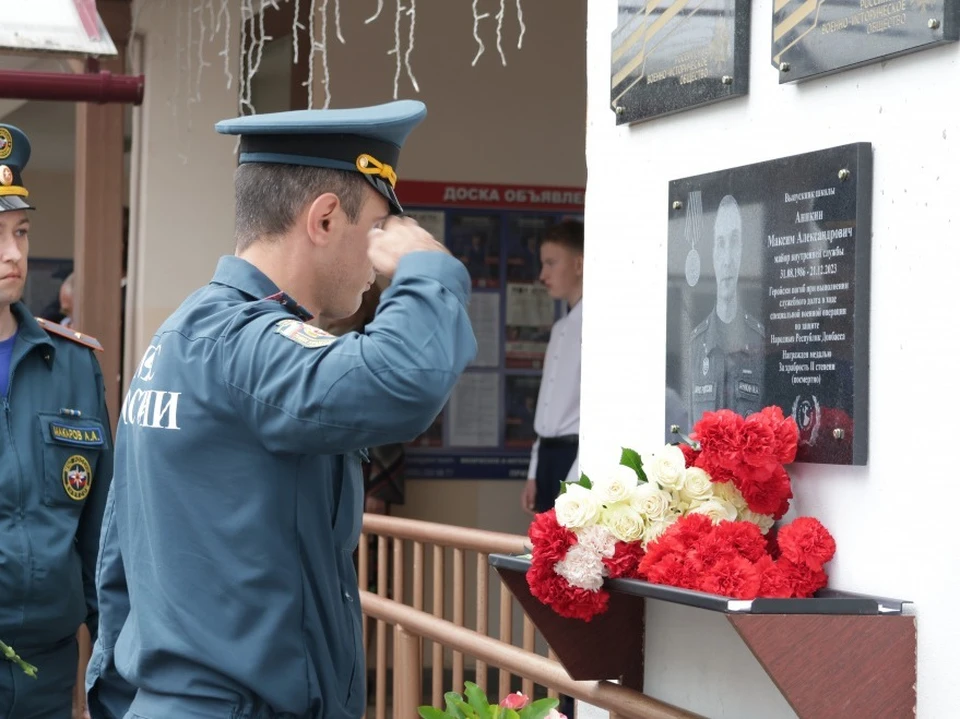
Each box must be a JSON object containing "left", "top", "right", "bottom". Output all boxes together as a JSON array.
[{"left": 397, "top": 180, "right": 585, "bottom": 480}]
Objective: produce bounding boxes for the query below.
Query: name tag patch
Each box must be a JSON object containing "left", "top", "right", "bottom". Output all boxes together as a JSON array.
[
  {"left": 50, "top": 422, "right": 104, "bottom": 447},
  {"left": 737, "top": 381, "right": 761, "bottom": 397},
  {"left": 275, "top": 319, "right": 336, "bottom": 349}
]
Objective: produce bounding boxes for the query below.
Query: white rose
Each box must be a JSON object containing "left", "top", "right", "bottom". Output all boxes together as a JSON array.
[
  {"left": 600, "top": 503, "right": 646, "bottom": 543},
  {"left": 554, "top": 484, "right": 602, "bottom": 529},
  {"left": 688, "top": 498, "right": 738, "bottom": 524},
  {"left": 678, "top": 467, "right": 714, "bottom": 507},
  {"left": 554, "top": 544, "right": 605, "bottom": 590},
  {"left": 712, "top": 480, "right": 748, "bottom": 511},
  {"left": 592, "top": 465, "right": 639, "bottom": 505},
  {"left": 575, "top": 525, "right": 617, "bottom": 558},
  {"left": 740, "top": 509, "right": 775, "bottom": 535},
  {"left": 628, "top": 482, "right": 674, "bottom": 522},
  {"left": 642, "top": 445, "right": 687, "bottom": 492},
  {"left": 641, "top": 515, "right": 678, "bottom": 548}
]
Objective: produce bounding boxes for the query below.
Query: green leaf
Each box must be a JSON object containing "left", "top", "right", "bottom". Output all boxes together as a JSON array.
[
  {"left": 444, "top": 693, "right": 469, "bottom": 718},
  {"left": 454, "top": 698, "right": 478, "bottom": 717},
  {"left": 419, "top": 708, "right": 452, "bottom": 719},
  {"left": 520, "top": 698, "right": 560, "bottom": 719},
  {"left": 464, "top": 681, "right": 492, "bottom": 716},
  {"left": 619, "top": 447, "right": 647, "bottom": 482},
  {"left": 504, "top": 710, "right": 522, "bottom": 719},
  {"left": 577, "top": 472, "right": 592, "bottom": 489}
]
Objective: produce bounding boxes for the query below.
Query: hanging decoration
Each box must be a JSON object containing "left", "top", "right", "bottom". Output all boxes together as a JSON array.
[{"left": 149, "top": 0, "right": 528, "bottom": 121}]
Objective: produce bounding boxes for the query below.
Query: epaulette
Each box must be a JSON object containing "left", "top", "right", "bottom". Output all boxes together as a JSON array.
[{"left": 36, "top": 317, "right": 103, "bottom": 352}]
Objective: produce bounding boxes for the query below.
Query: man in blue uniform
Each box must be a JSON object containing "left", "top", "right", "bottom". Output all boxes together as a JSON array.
[
  {"left": 0, "top": 123, "right": 113, "bottom": 718},
  {"left": 86, "top": 100, "right": 477, "bottom": 719}
]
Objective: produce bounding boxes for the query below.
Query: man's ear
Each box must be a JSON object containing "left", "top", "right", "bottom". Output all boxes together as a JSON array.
[
  {"left": 575, "top": 253, "right": 584, "bottom": 276},
  {"left": 305, "top": 192, "right": 342, "bottom": 247}
]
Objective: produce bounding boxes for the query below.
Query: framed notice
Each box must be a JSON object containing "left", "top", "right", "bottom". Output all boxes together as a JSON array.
[{"left": 396, "top": 180, "right": 585, "bottom": 480}]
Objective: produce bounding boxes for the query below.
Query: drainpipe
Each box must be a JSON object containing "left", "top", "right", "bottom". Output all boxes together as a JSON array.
[{"left": 0, "top": 59, "right": 144, "bottom": 105}]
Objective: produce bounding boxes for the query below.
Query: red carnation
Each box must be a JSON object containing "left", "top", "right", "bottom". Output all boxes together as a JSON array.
[
  {"left": 603, "top": 540, "right": 646, "bottom": 579},
  {"left": 713, "top": 520, "right": 767, "bottom": 563},
  {"left": 740, "top": 414, "right": 778, "bottom": 470},
  {"left": 691, "top": 528, "right": 738, "bottom": 566},
  {"left": 735, "top": 464, "right": 793, "bottom": 518},
  {"left": 699, "top": 555, "right": 761, "bottom": 599},
  {"left": 776, "top": 517, "right": 836, "bottom": 570},
  {"left": 778, "top": 557, "right": 828, "bottom": 598},
  {"left": 691, "top": 410, "right": 745, "bottom": 471},
  {"left": 754, "top": 555, "right": 792, "bottom": 598},
  {"left": 643, "top": 552, "right": 704, "bottom": 590},
  {"left": 526, "top": 560, "right": 610, "bottom": 621},
  {"left": 694, "top": 451, "right": 736, "bottom": 485},
  {"left": 528, "top": 509, "right": 577, "bottom": 565},
  {"left": 679, "top": 443, "right": 700, "bottom": 468},
  {"left": 758, "top": 405, "right": 799, "bottom": 464}
]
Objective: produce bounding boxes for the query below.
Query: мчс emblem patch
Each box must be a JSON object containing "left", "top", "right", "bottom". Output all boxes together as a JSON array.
[
  {"left": 274, "top": 319, "right": 336, "bottom": 349},
  {"left": 62, "top": 455, "right": 93, "bottom": 501}
]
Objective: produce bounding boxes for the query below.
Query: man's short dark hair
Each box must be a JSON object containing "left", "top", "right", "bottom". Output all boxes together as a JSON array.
[
  {"left": 233, "top": 163, "right": 369, "bottom": 252},
  {"left": 541, "top": 219, "right": 584, "bottom": 254}
]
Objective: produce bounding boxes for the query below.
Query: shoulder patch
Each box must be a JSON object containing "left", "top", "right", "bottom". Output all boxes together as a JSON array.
[
  {"left": 36, "top": 318, "right": 103, "bottom": 352},
  {"left": 274, "top": 319, "right": 336, "bottom": 349}
]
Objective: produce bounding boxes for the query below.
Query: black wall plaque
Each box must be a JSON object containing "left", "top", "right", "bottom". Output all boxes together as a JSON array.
[
  {"left": 611, "top": 0, "right": 751, "bottom": 125},
  {"left": 772, "top": 0, "right": 959, "bottom": 83},
  {"left": 665, "top": 144, "right": 872, "bottom": 465}
]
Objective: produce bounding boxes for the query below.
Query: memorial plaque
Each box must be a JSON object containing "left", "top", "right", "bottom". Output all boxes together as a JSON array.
[
  {"left": 665, "top": 143, "right": 872, "bottom": 465},
  {"left": 611, "top": 0, "right": 751, "bottom": 125},
  {"left": 772, "top": 0, "right": 959, "bottom": 83}
]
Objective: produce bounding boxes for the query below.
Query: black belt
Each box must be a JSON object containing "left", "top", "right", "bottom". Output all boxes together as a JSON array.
[{"left": 539, "top": 435, "right": 579, "bottom": 448}]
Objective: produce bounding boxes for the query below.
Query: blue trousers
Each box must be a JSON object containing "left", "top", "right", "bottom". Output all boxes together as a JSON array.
[{"left": 0, "top": 637, "right": 77, "bottom": 719}]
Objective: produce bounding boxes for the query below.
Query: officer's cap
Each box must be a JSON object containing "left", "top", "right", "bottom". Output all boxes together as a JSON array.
[
  {"left": 215, "top": 100, "right": 426, "bottom": 215},
  {"left": 0, "top": 124, "right": 34, "bottom": 214}
]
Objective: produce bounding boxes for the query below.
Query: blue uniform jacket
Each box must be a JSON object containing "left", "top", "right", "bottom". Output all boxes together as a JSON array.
[
  {"left": 0, "top": 303, "right": 112, "bottom": 649},
  {"left": 87, "top": 252, "right": 476, "bottom": 719}
]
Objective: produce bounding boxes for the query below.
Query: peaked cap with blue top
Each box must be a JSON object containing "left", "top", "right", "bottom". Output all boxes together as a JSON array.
[
  {"left": 215, "top": 100, "right": 426, "bottom": 215},
  {"left": 0, "top": 123, "right": 35, "bottom": 213}
]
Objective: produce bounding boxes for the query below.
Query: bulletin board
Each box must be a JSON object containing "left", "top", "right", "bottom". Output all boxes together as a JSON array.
[{"left": 397, "top": 180, "right": 585, "bottom": 480}]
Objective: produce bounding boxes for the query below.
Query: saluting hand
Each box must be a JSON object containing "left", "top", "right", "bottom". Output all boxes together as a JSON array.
[{"left": 368, "top": 215, "right": 449, "bottom": 279}]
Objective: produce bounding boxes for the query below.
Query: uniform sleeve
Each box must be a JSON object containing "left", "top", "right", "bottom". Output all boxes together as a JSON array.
[
  {"left": 77, "top": 352, "right": 114, "bottom": 641},
  {"left": 222, "top": 252, "right": 477, "bottom": 455}
]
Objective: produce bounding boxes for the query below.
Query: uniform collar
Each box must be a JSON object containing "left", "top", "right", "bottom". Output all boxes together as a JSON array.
[
  {"left": 210, "top": 256, "right": 314, "bottom": 321},
  {"left": 10, "top": 302, "right": 55, "bottom": 366}
]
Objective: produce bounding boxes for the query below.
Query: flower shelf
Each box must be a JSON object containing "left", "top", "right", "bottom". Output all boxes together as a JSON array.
[{"left": 491, "top": 553, "right": 917, "bottom": 719}]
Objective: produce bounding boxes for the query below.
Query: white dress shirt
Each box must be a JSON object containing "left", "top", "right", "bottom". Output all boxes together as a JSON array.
[{"left": 527, "top": 299, "right": 582, "bottom": 482}]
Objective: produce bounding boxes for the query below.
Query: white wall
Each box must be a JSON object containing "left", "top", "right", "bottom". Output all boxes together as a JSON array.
[{"left": 583, "top": 0, "right": 957, "bottom": 717}]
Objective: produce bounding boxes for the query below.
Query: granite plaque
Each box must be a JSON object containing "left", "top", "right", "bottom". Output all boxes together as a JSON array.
[
  {"left": 773, "top": 0, "right": 959, "bottom": 83},
  {"left": 611, "top": 0, "right": 751, "bottom": 125},
  {"left": 665, "top": 143, "right": 872, "bottom": 465}
]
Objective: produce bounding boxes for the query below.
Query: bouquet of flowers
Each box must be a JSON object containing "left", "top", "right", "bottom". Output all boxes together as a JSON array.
[
  {"left": 418, "top": 682, "right": 566, "bottom": 719},
  {"left": 526, "top": 406, "right": 837, "bottom": 621}
]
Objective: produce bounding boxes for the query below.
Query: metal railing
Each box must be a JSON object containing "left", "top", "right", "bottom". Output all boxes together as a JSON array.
[{"left": 358, "top": 514, "right": 700, "bottom": 719}]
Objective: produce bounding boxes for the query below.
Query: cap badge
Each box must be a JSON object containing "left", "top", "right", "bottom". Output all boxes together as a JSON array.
[
  {"left": 0, "top": 166, "right": 11, "bottom": 187},
  {"left": 0, "top": 129, "right": 11, "bottom": 161}
]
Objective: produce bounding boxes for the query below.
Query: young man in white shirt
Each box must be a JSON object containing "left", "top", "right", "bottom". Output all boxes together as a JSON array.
[{"left": 521, "top": 220, "right": 584, "bottom": 515}]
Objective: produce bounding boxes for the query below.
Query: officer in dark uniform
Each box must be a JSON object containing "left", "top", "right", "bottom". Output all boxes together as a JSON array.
[
  {"left": 85, "top": 100, "right": 477, "bottom": 719},
  {"left": 689, "top": 194, "right": 765, "bottom": 422},
  {"left": 0, "top": 123, "right": 113, "bottom": 718}
]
